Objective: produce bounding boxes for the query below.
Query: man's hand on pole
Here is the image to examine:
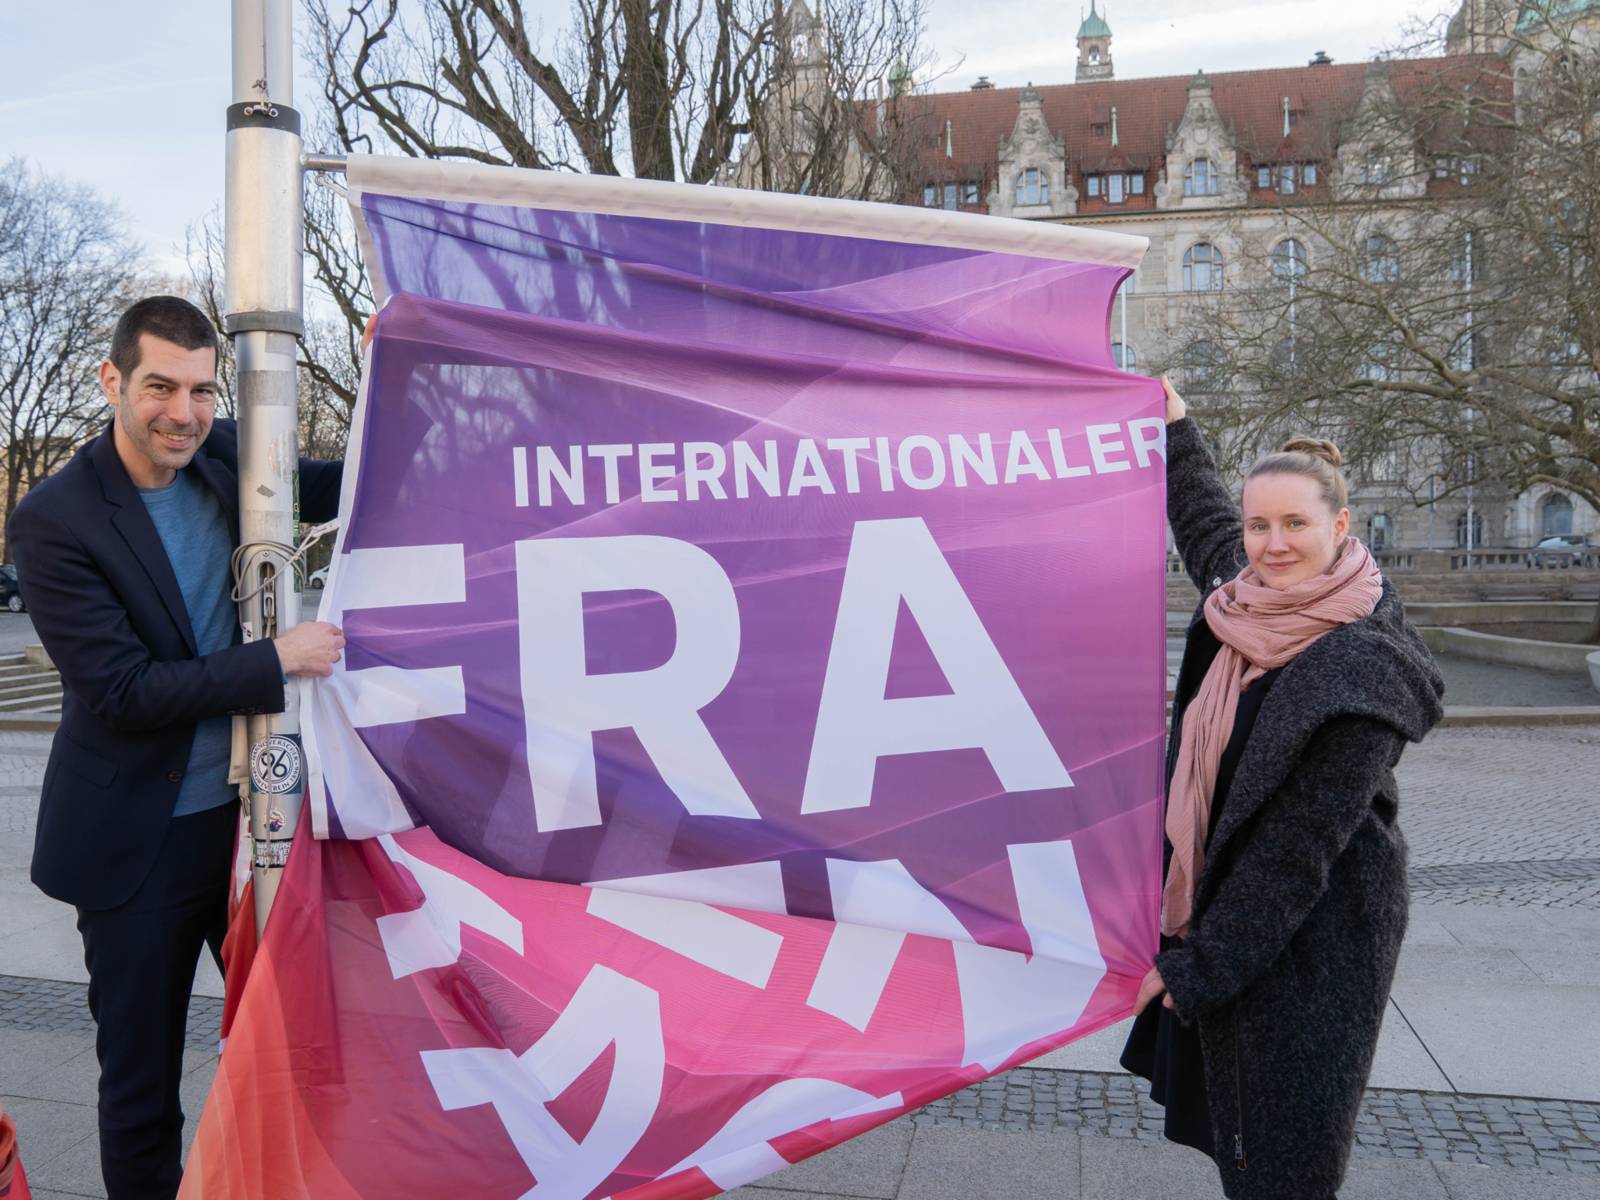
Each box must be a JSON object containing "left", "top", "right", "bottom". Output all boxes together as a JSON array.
[{"left": 274, "top": 621, "right": 345, "bottom": 677}]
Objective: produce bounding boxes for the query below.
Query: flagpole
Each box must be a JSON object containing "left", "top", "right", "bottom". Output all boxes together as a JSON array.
[{"left": 226, "top": 0, "right": 306, "bottom": 935}]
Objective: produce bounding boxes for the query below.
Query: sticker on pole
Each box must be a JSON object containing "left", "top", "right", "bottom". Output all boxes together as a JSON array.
[{"left": 251, "top": 734, "right": 303, "bottom": 795}]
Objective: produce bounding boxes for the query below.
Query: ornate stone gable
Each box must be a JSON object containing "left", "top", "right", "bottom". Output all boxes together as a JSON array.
[
  {"left": 1155, "top": 72, "right": 1247, "bottom": 210},
  {"left": 988, "top": 84, "right": 1076, "bottom": 217},
  {"left": 1334, "top": 61, "right": 1427, "bottom": 201}
]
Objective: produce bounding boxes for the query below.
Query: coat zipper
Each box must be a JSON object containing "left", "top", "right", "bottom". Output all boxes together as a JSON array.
[{"left": 1232, "top": 1017, "right": 1249, "bottom": 1172}]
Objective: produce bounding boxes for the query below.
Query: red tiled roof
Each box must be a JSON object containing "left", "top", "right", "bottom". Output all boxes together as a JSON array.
[{"left": 896, "top": 54, "right": 1511, "bottom": 210}]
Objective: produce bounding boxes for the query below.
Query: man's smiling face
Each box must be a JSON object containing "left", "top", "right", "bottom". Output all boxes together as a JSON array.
[{"left": 102, "top": 334, "right": 219, "bottom": 488}]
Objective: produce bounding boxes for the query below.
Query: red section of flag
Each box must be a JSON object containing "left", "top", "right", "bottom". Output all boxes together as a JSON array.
[
  {"left": 181, "top": 824, "right": 1137, "bottom": 1198},
  {"left": 0, "top": 1103, "right": 30, "bottom": 1200}
]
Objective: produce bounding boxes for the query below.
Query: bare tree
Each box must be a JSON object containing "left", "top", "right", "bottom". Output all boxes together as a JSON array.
[
  {"left": 0, "top": 160, "right": 143, "bottom": 554},
  {"left": 187, "top": 204, "right": 360, "bottom": 459},
  {"left": 292, "top": 0, "right": 934, "bottom": 410}
]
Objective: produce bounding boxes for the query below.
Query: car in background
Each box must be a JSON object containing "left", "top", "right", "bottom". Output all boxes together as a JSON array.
[
  {"left": 0, "top": 564, "right": 24, "bottom": 613},
  {"left": 308, "top": 565, "right": 330, "bottom": 589},
  {"left": 1530, "top": 533, "right": 1593, "bottom": 568}
]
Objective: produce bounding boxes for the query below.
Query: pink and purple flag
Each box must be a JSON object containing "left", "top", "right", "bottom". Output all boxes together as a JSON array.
[{"left": 182, "top": 156, "right": 1167, "bottom": 1198}]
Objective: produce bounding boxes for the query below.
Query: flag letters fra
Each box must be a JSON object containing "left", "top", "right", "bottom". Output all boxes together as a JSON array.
[{"left": 515, "top": 517, "right": 1072, "bottom": 832}]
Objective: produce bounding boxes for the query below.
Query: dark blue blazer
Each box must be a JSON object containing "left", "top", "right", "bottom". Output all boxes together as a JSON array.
[{"left": 7, "top": 419, "right": 342, "bottom": 910}]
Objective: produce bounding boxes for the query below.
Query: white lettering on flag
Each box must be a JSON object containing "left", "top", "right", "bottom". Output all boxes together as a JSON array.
[
  {"left": 953, "top": 840, "right": 1105, "bottom": 1069},
  {"left": 801, "top": 517, "right": 1073, "bottom": 814},
  {"left": 421, "top": 965, "right": 664, "bottom": 1199},
  {"left": 515, "top": 535, "right": 760, "bottom": 831},
  {"left": 666, "top": 1078, "right": 893, "bottom": 1190},
  {"left": 585, "top": 888, "right": 783, "bottom": 988},
  {"left": 822, "top": 846, "right": 1104, "bottom": 1066},
  {"left": 376, "top": 834, "right": 524, "bottom": 978},
  {"left": 336, "top": 543, "right": 468, "bottom": 728}
]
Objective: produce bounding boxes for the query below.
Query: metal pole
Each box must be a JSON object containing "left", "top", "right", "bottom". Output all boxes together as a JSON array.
[
  {"left": 226, "top": 0, "right": 305, "bottom": 935},
  {"left": 1119, "top": 277, "right": 1128, "bottom": 369},
  {"left": 1464, "top": 231, "right": 1476, "bottom": 551}
]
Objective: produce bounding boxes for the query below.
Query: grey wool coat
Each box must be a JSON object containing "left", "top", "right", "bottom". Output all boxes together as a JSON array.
[{"left": 1154, "top": 419, "right": 1444, "bottom": 1199}]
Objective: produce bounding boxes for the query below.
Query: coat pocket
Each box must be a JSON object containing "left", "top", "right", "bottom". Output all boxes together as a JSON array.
[{"left": 56, "top": 733, "right": 119, "bottom": 789}]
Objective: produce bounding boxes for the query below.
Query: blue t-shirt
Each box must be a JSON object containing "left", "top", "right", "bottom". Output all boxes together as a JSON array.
[{"left": 139, "top": 470, "right": 238, "bottom": 816}]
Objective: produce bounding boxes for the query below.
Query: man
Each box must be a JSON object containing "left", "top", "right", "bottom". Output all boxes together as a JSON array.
[{"left": 7, "top": 296, "right": 345, "bottom": 1199}]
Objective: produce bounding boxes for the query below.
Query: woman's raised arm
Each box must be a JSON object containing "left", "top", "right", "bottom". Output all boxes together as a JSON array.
[{"left": 1162, "top": 377, "right": 1246, "bottom": 596}]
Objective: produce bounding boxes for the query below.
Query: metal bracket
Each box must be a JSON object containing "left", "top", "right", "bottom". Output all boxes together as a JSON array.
[
  {"left": 227, "top": 100, "right": 301, "bottom": 135},
  {"left": 223, "top": 310, "right": 305, "bottom": 336}
]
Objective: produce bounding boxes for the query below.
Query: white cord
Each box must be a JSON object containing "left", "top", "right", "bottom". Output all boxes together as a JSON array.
[{"left": 231, "top": 519, "right": 342, "bottom": 635}]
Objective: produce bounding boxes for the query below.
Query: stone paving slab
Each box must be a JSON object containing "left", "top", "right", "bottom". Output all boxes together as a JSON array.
[
  {"left": 741, "top": 1129, "right": 1597, "bottom": 1199},
  {"left": 1389, "top": 977, "right": 1600, "bottom": 1102}
]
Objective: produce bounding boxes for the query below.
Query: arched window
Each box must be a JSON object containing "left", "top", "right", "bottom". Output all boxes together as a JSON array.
[
  {"left": 1368, "top": 512, "right": 1393, "bottom": 551},
  {"left": 1456, "top": 510, "right": 1483, "bottom": 549},
  {"left": 1542, "top": 493, "right": 1575, "bottom": 538},
  {"left": 1112, "top": 342, "right": 1137, "bottom": 370},
  {"left": 1184, "top": 158, "right": 1218, "bottom": 197},
  {"left": 1013, "top": 167, "right": 1049, "bottom": 207},
  {"left": 1183, "top": 242, "right": 1224, "bottom": 291},
  {"left": 1360, "top": 234, "right": 1399, "bottom": 284},
  {"left": 1271, "top": 238, "right": 1308, "bottom": 285}
]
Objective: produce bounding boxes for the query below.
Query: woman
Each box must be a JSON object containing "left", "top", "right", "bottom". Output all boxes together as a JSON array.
[{"left": 1120, "top": 377, "right": 1444, "bottom": 1199}]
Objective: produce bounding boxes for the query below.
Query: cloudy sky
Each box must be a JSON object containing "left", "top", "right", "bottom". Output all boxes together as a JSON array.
[{"left": 0, "top": 1, "right": 1458, "bottom": 273}]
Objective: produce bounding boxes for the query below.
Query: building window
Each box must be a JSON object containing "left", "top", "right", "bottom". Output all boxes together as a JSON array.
[
  {"left": 1434, "top": 155, "right": 1478, "bottom": 184},
  {"left": 962, "top": 181, "right": 980, "bottom": 206},
  {"left": 1360, "top": 342, "right": 1400, "bottom": 382},
  {"left": 1093, "top": 123, "right": 1108, "bottom": 137},
  {"left": 1270, "top": 336, "right": 1298, "bottom": 371},
  {"left": 1456, "top": 510, "right": 1484, "bottom": 549},
  {"left": 1183, "top": 339, "right": 1227, "bottom": 391},
  {"left": 1450, "top": 232, "right": 1478, "bottom": 285},
  {"left": 1183, "top": 242, "right": 1225, "bottom": 291},
  {"left": 1087, "top": 173, "right": 1144, "bottom": 204},
  {"left": 1359, "top": 234, "right": 1399, "bottom": 284},
  {"left": 1258, "top": 163, "right": 1315, "bottom": 192},
  {"left": 1112, "top": 342, "right": 1137, "bottom": 370},
  {"left": 1014, "top": 167, "right": 1048, "bottom": 207},
  {"left": 1271, "top": 238, "right": 1308, "bottom": 285},
  {"left": 1542, "top": 493, "right": 1574, "bottom": 538},
  {"left": 1358, "top": 154, "right": 1393, "bottom": 185},
  {"left": 1368, "top": 512, "right": 1393, "bottom": 551},
  {"left": 1184, "top": 157, "right": 1218, "bottom": 196},
  {"left": 922, "top": 184, "right": 938, "bottom": 207}
]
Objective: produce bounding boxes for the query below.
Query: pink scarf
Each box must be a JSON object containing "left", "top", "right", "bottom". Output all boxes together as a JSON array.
[{"left": 1162, "top": 538, "right": 1384, "bottom": 937}]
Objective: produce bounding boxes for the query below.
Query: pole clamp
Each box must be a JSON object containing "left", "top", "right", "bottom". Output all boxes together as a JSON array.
[{"left": 227, "top": 101, "right": 302, "bottom": 136}]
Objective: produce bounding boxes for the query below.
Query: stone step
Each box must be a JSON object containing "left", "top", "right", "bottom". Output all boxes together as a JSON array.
[
  {"left": 0, "top": 692, "right": 61, "bottom": 714},
  {"left": 0, "top": 678, "right": 61, "bottom": 703}
]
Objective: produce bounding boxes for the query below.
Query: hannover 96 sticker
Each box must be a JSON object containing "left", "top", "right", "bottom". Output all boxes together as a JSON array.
[{"left": 251, "top": 734, "right": 303, "bottom": 795}]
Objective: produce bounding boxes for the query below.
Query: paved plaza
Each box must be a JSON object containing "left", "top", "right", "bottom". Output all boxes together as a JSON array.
[{"left": 3, "top": 709, "right": 1599, "bottom": 1196}]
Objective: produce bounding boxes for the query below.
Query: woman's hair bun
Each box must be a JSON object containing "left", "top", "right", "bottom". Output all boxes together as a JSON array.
[{"left": 1278, "top": 435, "right": 1343, "bottom": 469}]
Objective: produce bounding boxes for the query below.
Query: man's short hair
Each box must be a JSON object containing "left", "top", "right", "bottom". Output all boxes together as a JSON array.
[{"left": 109, "top": 297, "right": 219, "bottom": 377}]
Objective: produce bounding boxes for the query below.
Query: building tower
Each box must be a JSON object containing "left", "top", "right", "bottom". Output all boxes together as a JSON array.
[{"left": 1076, "top": 2, "right": 1114, "bottom": 82}]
